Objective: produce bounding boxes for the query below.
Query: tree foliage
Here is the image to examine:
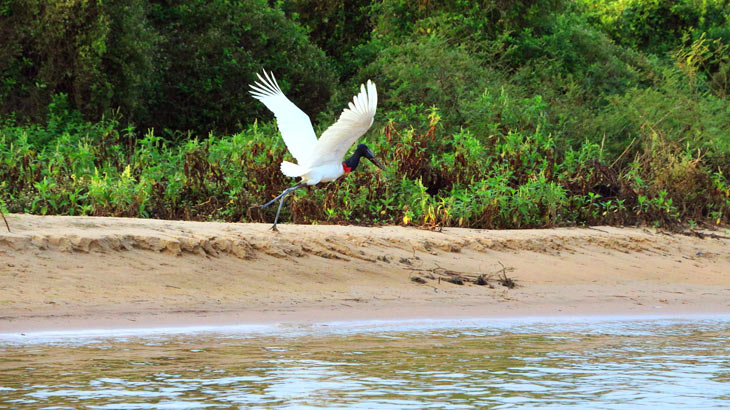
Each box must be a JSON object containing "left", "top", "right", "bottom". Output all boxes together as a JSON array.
[{"left": 0, "top": 0, "right": 335, "bottom": 134}]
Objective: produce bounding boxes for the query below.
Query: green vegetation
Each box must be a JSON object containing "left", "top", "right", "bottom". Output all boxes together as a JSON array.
[{"left": 1, "top": 0, "right": 729, "bottom": 229}]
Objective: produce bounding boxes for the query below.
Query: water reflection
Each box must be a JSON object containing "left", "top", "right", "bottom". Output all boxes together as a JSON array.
[{"left": 1, "top": 318, "right": 730, "bottom": 408}]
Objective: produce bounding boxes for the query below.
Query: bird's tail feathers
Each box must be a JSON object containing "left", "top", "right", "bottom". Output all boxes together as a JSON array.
[{"left": 280, "top": 161, "right": 307, "bottom": 178}]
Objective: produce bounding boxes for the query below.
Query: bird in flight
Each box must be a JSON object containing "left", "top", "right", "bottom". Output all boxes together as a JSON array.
[{"left": 250, "top": 70, "right": 382, "bottom": 231}]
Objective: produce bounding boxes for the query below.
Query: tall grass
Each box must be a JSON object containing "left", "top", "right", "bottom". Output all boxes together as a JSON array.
[{"left": 1, "top": 95, "right": 727, "bottom": 229}]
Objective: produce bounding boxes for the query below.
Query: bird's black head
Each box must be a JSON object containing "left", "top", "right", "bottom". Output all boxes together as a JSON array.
[
  {"left": 357, "top": 144, "right": 375, "bottom": 160},
  {"left": 344, "top": 144, "right": 384, "bottom": 172}
]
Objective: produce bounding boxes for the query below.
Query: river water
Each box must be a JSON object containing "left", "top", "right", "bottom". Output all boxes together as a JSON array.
[{"left": 1, "top": 315, "right": 729, "bottom": 409}]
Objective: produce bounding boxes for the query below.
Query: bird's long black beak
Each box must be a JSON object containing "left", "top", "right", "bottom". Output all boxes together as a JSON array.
[
  {"left": 364, "top": 148, "right": 385, "bottom": 170},
  {"left": 370, "top": 157, "right": 385, "bottom": 170}
]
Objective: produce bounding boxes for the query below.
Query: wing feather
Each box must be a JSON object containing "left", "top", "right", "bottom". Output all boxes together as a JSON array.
[
  {"left": 308, "top": 80, "right": 377, "bottom": 168},
  {"left": 249, "top": 70, "right": 317, "bottom": 165}
]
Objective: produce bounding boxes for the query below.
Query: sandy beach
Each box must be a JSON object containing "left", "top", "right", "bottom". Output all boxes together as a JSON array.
[{"left": 0, "top": 214, "right": 729, "bottom": 333}]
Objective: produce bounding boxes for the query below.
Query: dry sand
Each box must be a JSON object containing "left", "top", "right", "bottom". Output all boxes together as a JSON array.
[{"left": 1, "top": 214, "right": 729, "bottom": 332}]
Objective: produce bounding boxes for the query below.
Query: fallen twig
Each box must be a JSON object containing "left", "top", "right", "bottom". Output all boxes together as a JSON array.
[
  {"left": 444, "top": 276, "right": 464, "bottom": 285},
  {"left": 406, "top": 261, "right": 516, "bottom": 288},
  {"left": 496, "top": 261, "right": 516, "bottom": 289},
  {"left": 680, "top": 230, "right": 730, "bottom": 240}
]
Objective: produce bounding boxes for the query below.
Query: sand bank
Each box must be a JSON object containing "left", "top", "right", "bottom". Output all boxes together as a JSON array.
[{"left": 1, "top": 214, "right": 728, "bottom": 332}]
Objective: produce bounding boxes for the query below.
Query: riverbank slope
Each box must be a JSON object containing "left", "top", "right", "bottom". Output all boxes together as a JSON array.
[{"left": 1, "top": 214, "right": 728, "bottom": 332}]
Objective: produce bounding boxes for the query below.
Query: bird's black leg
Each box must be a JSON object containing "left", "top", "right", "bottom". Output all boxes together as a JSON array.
[
  {"left": 261, "top": 183, "right": 305, "bottom": 232},
  {"left": 261, "top": 183, "right": 305, "bottom": 209}
]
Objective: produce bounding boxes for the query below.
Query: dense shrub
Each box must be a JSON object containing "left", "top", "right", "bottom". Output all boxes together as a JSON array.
[
  {"left": 370, "top": 0, "right": 565, "bottom": 44},
  {"left": 0, "top": 0, "right": 335, "bottom": 134},
  {"left": 578, "top": 0, "right": 730, "bottom": 55},
  {"left": 578, "top": 0, "right": 730, "bottom": 97},
  {"left": 279, "top": 0, "right": 373, "bottom": 80},
  {"left": 362, "top": 35, "right": 498, "bottom": 129},
  {"left": 144, "top": 0, "right": 335, "bottom": 134},
  {"left": 0, "top": 0, "right": 119, "bottom": 122},
  {"left": 1, "top": 99, "right": 728, "bottom": 228}
]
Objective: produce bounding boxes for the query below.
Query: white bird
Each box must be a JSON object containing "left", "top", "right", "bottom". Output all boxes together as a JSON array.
[{"left": 250, "top": 70, "right": 382, "bottom": 231}]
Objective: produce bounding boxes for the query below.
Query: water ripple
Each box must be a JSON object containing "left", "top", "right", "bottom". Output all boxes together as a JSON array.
[{"left": 1, "top": 317, "right": 730, "bottom": 408}]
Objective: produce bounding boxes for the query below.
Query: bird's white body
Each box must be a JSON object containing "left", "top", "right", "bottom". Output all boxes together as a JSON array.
[
  {"left": 281, "top": 161, "right": 344, "bottom": 186},
  {"left": 249, "top": 70, "right": 377, "bottom": 186}
]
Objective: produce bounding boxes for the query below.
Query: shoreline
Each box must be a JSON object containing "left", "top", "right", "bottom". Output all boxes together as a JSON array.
[
  {"left": 5, "top": 313, "right": 730, "bottom": 343},
  {"left": 3, "top": 297, "right": 730, "bottom": 334},
  {"left": 1, "top": 214, "right": 729, "bottom": 334}
]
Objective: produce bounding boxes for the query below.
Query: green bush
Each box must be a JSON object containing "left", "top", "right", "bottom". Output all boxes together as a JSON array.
[
  {"left": 144, "top": 0, "right": 336, "bottom": 134},
  {"left": 362, "top": 35, "right": 498, "bottom": 130},
  {"left": 370, "top": 0, "right": 565, "bottom": 45},
  {"left": 279, "top": 0, "right": 373, "bottom": 80},
  {"left": 0, "top": 0, "right": 335, "bottom": 135},
  {"left": 2, "top": 99, "right": 727, "bottom": 229},
  {"left": 0, "top": 0, "right": 117, "bottom": 122},
  {"left": 578, "top": 0, "right": 730, "bottom": 55}
]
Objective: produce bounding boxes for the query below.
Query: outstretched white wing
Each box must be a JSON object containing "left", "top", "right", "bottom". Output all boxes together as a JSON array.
[
  {"left": 308, "top": 80, "right": 377, "bottom": 168},
  {"left": 249, "top": 70, "right": 317, "bottom": 165}
]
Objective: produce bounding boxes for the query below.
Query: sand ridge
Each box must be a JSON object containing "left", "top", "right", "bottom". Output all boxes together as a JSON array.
[
  {"left": 1, "top": 214, "right": 729, "bottom": 332},
  {"left": 0, "top": 214, "right": 665, "bottom": 257}
]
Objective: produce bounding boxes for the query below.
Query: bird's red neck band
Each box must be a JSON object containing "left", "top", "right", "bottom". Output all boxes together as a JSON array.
[{"left": 342, "top": 162, "right": 352, "bottom": 174}]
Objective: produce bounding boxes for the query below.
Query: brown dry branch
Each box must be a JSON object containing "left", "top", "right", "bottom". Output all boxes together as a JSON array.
[
  {"left": 680, "top": 230, "right": 730, "bottom": 240},
  {"left": 406, "top": 261, "right": 517, "bottom": 288},
  {"left": 496, "top": 261, "right": 517, "bottom": 289}
]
